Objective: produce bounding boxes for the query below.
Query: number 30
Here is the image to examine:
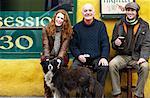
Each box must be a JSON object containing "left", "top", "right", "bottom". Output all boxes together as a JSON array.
[{"left": 0, "top": 35, "right": 33, "bottom": 50}]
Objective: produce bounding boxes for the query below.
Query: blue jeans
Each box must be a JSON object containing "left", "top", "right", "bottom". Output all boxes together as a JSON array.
[{"left": 72, "top": 59, "right": 108, "bottom": 88}]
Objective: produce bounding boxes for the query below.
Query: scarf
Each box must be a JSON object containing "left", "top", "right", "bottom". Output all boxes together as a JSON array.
[
  {"left": 125, "top": 16, "right": 139, "bottom": 25},
  {"left": 51, "top": 26, "right": 62, "bottom": 56}
]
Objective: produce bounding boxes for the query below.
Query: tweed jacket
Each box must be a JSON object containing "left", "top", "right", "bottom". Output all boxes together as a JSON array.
[{"left": 111, "top": 17, "right": 150, "bottom": 60}]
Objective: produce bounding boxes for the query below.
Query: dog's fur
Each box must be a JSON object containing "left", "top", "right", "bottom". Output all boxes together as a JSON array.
[{"left": 45, "top": 59, "right": 103, "bottom": 98}]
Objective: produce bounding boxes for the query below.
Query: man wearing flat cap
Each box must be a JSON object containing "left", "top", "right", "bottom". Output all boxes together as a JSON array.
[{"left": 109, "top": 2, "right": 150, "bottom": 98}]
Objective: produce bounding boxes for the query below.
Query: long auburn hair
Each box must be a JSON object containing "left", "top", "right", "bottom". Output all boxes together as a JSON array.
[{"left": 46, "top": 9, "right": 73, "bottom": 42}]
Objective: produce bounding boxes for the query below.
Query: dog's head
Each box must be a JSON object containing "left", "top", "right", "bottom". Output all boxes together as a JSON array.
[{"left": 48, "top": 58, "right": 61, "bottom": 73}]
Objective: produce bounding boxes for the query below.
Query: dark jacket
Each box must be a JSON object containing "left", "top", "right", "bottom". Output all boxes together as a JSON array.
[
  {"left": 70, "top": 19, "right": 110, "bottom": 60},
  {"left": 41, "top": 27, "right": 70, "bottom": 64},
  {"left": 111, "top": 17, "right": 150, "bottom": 60}
]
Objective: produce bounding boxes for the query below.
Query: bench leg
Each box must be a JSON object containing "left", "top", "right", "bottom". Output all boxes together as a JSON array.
[{"left": 127, "top": 68, "right": 132, "bottom": 98}]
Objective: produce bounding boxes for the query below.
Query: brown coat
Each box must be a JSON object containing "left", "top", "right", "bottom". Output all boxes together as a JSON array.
[
  {"left": 111, "top": 17, "right": 150, "bottom": 60},
  {"left": 41, "top": 27, "right": 70, "bottom": 64}
]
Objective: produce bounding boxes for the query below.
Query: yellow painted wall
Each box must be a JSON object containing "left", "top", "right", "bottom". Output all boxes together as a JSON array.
[
  {"left": 0, "top": 59, "right": 73, "bottom": 96},
  {"left": 0, "top": 0, "right": 149, "bottom": 97},
  {"left": 0, "top": 59, "right": 44, "bottom": 96},
  {"left": 77, "top": 0, "right": 150, "bottom": 97}
]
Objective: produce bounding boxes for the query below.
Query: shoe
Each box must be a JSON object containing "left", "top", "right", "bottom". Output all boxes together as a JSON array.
[
  {"left": 134, "top": 95, "right": 143, "bottom": 98},
  {"left": 114, "top": 94, "right": 121, "bottom": 98}
]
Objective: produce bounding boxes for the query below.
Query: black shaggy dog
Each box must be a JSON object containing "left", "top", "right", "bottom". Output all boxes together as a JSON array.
[{"left": 43, "top": 58, "right": 103, "bottom": 98}]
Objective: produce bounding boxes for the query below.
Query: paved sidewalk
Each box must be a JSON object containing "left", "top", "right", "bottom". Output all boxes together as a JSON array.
[{"left": 0, "top": 96, "right": 44, "bottom": 98}]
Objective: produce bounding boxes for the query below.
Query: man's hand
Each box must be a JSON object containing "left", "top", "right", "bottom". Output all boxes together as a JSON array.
[
  {"left": 78, "top": 55, "right": 86, "bottom": 63},
  {"left": 137, "top": 58, "right": 146, "bottom": 65},
  {"left": 115, "top": 38, "right": 122, "bottom": 46},
  {"left": 98, "top": 58, "right": 108, "bottom": 66}
]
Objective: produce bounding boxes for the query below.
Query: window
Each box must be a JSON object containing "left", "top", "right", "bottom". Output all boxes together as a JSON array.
[
  {"left": 100, "top": 0, "right": 135, "bottom": 19},
  {"left": 0, "top": 0, "right": 46, "bottom": 11},
  {"left": 46, "top": 0, "right": 73, "bottom": 11}
]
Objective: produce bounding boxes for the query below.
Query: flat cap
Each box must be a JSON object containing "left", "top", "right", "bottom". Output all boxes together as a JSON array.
[{"left": 125, "top": 2, "right": 140, "bottom": 11}]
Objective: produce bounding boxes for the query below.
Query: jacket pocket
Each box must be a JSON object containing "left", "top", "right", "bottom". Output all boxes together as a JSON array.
[{"left": 135, "top": 31, "right": 146, "bottom": 51}]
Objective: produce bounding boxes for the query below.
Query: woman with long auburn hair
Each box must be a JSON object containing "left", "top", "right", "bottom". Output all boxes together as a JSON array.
[
  {"left": 46, "top": 9, "right": 73, "bottom": 41},
  {"left": 40, "top": 9, "right": 73, "bottom": 98}
]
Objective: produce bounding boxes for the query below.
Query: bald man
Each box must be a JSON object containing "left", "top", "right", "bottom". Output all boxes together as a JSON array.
[{"left": 70, "top": 3, "right": 110, "bottom": 89}]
